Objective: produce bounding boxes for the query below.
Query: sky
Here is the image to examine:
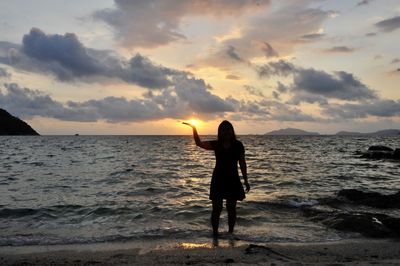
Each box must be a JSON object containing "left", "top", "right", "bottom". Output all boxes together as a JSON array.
[{"left": 0, "top": 0, "right": 399, "bottom": 135}]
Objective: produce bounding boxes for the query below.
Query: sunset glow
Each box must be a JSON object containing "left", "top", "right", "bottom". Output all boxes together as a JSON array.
[{"left": 0, "top": 1, "right": 399, "bottom": 135}]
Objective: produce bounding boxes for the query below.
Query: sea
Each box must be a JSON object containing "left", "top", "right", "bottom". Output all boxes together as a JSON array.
[{"left": 0, "top": 135, "right": 399, "bottom": 247}]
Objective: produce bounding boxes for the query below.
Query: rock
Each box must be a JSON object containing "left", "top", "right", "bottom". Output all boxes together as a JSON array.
[
  {"left": 325, "top": 213, "right": 392, "bottom": 238},
  {"left": 394, "top": 149, "right": 400, "bottom": 159},
  {"left": 368, "top": 146, "right": 393, "bottom": 152},
  {"left": 337, "top": 189, "right": 400, "bottom": 208},
  {"left": 361, "top": 146, "right": 400, "bottom": 160},
  {"left": 0, "top": 108, "right": 39, "bottom": 135}
]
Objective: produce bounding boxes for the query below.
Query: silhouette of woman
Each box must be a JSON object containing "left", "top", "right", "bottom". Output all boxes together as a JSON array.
[{"left": 183, "top": 120, "right": 250, "bottom": 237}]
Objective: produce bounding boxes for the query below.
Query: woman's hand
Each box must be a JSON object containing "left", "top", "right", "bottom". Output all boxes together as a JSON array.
[
  {"left": 244, "top": 181, "right": 250, "bottom": 193},
  {"left": 182, "top": 122, "right": 196, "bottom": 128}
]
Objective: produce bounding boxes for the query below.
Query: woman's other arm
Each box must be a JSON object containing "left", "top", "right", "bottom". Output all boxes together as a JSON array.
[{"left": 239, "top": 153, "right": 250, "bottom": 192}]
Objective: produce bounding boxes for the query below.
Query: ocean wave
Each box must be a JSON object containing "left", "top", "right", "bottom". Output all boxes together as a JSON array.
[
  {"left": 0, "top": 228, "right": 211, "bottom": 246},
  {"left": 0, "top": 205, "right": 142, "bottom": 219}
]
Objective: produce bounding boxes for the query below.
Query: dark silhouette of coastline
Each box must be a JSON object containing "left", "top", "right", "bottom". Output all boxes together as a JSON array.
[{"left": 0, "top": 108, "right": 39, "bottom": 135}]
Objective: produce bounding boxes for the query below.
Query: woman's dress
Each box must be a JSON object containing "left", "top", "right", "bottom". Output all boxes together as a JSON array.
[{"left": 209, "top": 140, "right": 245, "bottom": 201}]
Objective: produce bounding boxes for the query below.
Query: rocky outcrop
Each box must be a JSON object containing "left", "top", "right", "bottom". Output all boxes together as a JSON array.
[
  {"left": 337, "top": 189, "right": 400, "bottom": 208},
  {"left": 361, "top": 145, "right": 400, "bottom": 160},
  {"left": 0, "top": 108, "right": 39, "bottom": 135}
]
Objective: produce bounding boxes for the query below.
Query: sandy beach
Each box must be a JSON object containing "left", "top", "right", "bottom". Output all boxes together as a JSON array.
[{"left": 1, "top": 239, "right": 400, "bottom": 265}]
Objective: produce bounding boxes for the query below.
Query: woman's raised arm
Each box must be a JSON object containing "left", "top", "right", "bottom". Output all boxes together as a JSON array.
[{"left": 182, "top": 122, "right": 214, "bottom": 150}]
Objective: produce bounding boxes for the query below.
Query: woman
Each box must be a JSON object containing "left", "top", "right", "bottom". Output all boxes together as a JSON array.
[{"left": 183, "top": 120, "right": 250, "bottom": 237}]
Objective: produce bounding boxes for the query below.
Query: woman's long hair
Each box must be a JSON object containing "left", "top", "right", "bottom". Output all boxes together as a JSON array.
[{"left": 217, "top": 120, "right": 237, "bottom": 143}]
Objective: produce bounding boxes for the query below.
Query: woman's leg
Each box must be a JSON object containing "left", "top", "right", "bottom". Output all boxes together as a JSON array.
[
  {"left": 226, "top": 199, "right": 237, "bottom": 233},
  {"left": 211, "top": 199, "right": 223, "bottom": 236}
]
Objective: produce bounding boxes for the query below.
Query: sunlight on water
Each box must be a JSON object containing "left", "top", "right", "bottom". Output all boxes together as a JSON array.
[
  {"left": 0, "top": 135, "right": 399, "bottom": 246},
  {"left": 178, "top": 242, "right": 213, "bottom": 249}
]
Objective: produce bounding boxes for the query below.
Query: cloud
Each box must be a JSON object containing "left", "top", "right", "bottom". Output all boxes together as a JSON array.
[
  {"left": 356, "top": 0, "right": 375, "bottom": 6},
  {"left": 244, "top": 85, "right": 265, "bottom": 97},
  {"left": 257, "top": 60, "right": 296, "bottom": 78},
  {"left": 391, "top": 58, "right": 400, "bottom": 64},
  {"left": 323, "top": 99, "right": 400, "bottom": 119},
  {"left": 262, "top": 42, "right": 279, "bottom": 58},
  {"left": 365, "top": 32, "right": 377, "bottom": 37},
  {"left": 93, "top": 0, "right": 271, "bottom": 48},
  {"left": 226, "top": 45, "right": 244, "bottom": 62},
  {"left": 225, "top": 74, "right": 241, "bottom": 80},
  {"left": 0, "top": 67, "right": 10, "bottom": 78},
  {"left": 257, "top": 60, "right": 377, "bottom": 102},
  {"left": 323, "top": 46, "right": 356, "bottom": 53},
  {"left": 0, "top": 83, "right": 96, "bottom": 122},
  {"left": 375, "top": 16, "right": 400, "bottom": 32},
  {"left": 257, "top": 99, "right": 316, "bottom": 122},
  {"left": 0, "top": 28, "right": 187, "bottom": 89},
  {"left": 299, "top": 33, "right": 325, "bottom": 40},
  {"left": 0, "top": 81, "right": 234, "bottom": 122},
  {"left": 0, "top": 81, "right": 323, "bottom": 123},
  {"left": 203, "top": 3, "right": 335, "bottom": 68},
  {"left": 22, "top": 28, "right": 104, "bottom": 77},
  {"left": 291, "top": 69, "right": 377, "bottom": 101}
]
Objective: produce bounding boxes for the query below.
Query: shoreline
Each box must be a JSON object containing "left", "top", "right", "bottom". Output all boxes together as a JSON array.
[{"left": 1, "top": 238, "right": 400, "bottom": 265}]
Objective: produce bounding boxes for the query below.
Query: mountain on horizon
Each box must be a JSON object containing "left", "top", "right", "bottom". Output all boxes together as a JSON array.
[
  {"left": 0, "top": 108, "right": 39, "bottom": 135},
  {"left": 335, "top": 129, "right": 400, "bottom": 136},
  {"left": 265, "top": 128, "right": 320, "bottom": 136}
]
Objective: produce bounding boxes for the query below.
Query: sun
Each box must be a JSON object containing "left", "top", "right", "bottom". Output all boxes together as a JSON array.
[{"left": 189, "top": 119, "right": 200, "bottom": 127}]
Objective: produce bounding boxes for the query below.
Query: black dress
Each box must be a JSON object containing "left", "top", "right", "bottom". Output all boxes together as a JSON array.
[{"left": 209, "top": 140, "right": 246, "bottom": 201}]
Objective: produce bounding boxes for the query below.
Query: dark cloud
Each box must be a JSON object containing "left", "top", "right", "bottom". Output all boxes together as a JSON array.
[
  {"left": 121, "top": 54, "right": 178, "bottom": 89},
  {"left": 272, "top": 91, "right": 280, "bottom": 100},
  {"left": 287, "top": 91, "right": 328, "bottom": 105},
  {"left": 299, "top": 33, "right": 325, "bottom": 40},
  {"left": 375, "top": 16, "right": 400, "bottom": 32},
  {"left": 257, "top": 60, "right": 296, "bottom": 78},
  {"left": 365, "top": 32, "right": 377, "bottom": 37},
  {"left": 323, "top": 46, "right": 356, "bottom": 53},
  {"left": 225, "top": 74, "right": 241, "bottom": 80},
  {"left": 0, "top": 67, "right": 10, "bottom": 78},
  {"left": 0, "top": 28, "right": 184, "bottom": 89},
  {"left": 356, "top": 0, "right": 375, "bottom": 6},
  {"left": 258, "top": 99, "right": 316, "bottom": 122},
  {"left": 244, "top": 85, "right": 265, "bottom": 97},
  {"left": 0, "top": 83, "right": 97, "bottom": 122},
  {"left": 257, "top": 60, "right": 377, "bottom": 103},
  {"left": 262, "top": 42, "right": 278, "bottom": 58},
  {"left": 276, "top": 81, "right": 289, "bottom": 93},
  {"left": 22, "top": 28, "right": 104, "bottom": 77},
  {"left": 203, "top": 4, "right": 335, "bottom": 68},
  {"left": 226, "top": 45, "right": 243, "bottom": 62},
  {"left": 93, "top": 0, "right": 271, "bottom": 48},
  {"left": 0, "top": 81, "right": 233, "bottom": 122},
  {"left": 323, "top": 99, "right": 400, "bottom": 119},
  {"left": 391, "top": 58, "right": 400, "bottom": 64},
  {"left": 172, "top": 75, "right": 235, "bottom": 114},
  {"left": 0, "top": 81, "right": 323, "bottom": 123},
  {"left": 291, "top": 69, "right": 377, "bottom": 101}
]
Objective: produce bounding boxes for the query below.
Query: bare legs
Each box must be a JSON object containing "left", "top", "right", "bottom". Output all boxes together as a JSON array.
[
  {"left": 211, "top": 199, "right": 223, "bottom": 237},
  {"left": 226, "top": 199, "right": 237, "bottom": 233},
  {"left": 211, "top": 199, "right": 237, "bottom": 237}
]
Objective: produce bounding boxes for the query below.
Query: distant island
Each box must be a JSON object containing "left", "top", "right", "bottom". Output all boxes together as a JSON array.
[
  {"left": 265, "top": 128, "right": 320, "bottom": 135},
  {"left": 0, "top": 108, "right": 39, "bottom": 135},
  {"left": 265, "top": 128, "right": 400, "bottom": 136},
  {"left": 335, "top": 129, "right": 400, "bottom": 136}
]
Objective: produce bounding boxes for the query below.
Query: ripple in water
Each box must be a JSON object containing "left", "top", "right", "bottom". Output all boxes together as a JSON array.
[{"left": 0, "top": 135, "right": 399, "bottom": 246}]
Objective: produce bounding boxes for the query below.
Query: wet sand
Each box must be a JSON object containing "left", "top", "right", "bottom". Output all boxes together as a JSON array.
[{"left": 1, "top": 239, "right": 400, "bottom": 265}]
